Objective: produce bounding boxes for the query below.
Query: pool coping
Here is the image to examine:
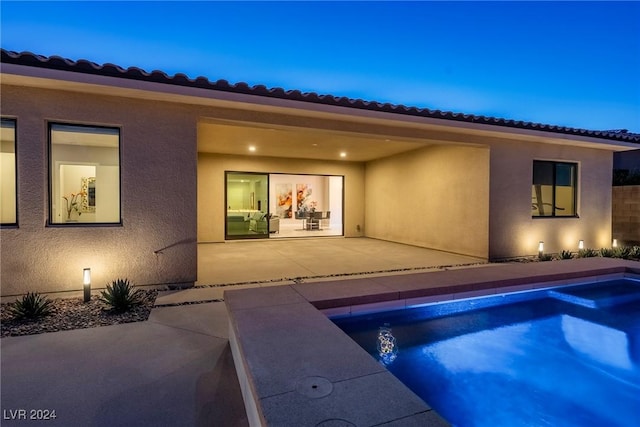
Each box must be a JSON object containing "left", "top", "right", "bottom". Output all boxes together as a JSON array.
[{"left": 225, "top": 258, "right": 640, "bottom": 426}]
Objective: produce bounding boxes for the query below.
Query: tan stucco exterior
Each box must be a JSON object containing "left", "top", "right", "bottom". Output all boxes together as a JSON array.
[
  {"left": 365, "top": 145, "right": 490, "bottom": 258},
  {"left": 1, "top": 60, "right": 636, "bottom": 296},
  {"left": 488, "top": 140, "right": 614, "bottom": 258},
  {"left": 1, "top": 85, "right": 198, "bottom": 296}
]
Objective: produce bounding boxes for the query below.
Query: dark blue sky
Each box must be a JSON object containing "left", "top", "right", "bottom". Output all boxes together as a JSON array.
[{"left": 2, "top": 1, "right": 639, "bottom": 132}]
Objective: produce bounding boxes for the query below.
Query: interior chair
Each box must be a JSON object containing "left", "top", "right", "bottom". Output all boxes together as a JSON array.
[{"left": 321, "top": 211, "right": 331, "bottom": 228}]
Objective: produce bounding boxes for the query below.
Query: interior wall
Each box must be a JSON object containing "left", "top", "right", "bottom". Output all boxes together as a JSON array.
[
  {"left": 488, "top": 140, "right": 614, "bottom": 258},
  {"left": 198, "top": 153, "right": 364, "bottom": 242},
  {"left": 364, "top": 145, "right": 490, "bottom": 258},
  {"left": 329, "top": 176, "right": 343, "bottom": 228}
]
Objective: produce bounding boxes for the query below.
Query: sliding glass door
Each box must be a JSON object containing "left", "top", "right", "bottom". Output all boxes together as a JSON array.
[
  {"left": 225, "top": 171, "right": 344, "bottom": 240},
  {"left": 225, "top": 172, "right": 269, "bottom": 239}
]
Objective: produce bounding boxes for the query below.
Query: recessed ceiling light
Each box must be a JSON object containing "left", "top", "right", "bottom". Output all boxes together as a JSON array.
[
  {"left": 248, "top": 146, "right": 256, "bottom": 152},
  {"left": 340, "top": 152, "right": 347, "bottom": 158}
]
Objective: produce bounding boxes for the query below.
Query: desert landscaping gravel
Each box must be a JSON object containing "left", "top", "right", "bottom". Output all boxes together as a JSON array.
[{"left": 1, "top": 290, "right": 157, "bottom": 338}]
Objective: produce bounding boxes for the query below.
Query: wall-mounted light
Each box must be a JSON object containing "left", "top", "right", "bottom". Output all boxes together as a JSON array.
[
  {"left": 248, "top": 146, "right": 256, "bottom": 152},
  {"left": 83, "top": 268, "right": 91, "bottom": 302},
  {"left": 538, "top": 241, "right": 544, "bottom": 257},
  {"left": 578, "top": 240, "right": 584, "bottom": 250},
  {"left": 339, "top": 152, "right": 347, "bottom": 158}
]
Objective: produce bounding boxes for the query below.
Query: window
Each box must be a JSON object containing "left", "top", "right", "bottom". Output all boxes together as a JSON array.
[
  {"left": 1, "top": 118, "right": 17, "bottom": 225},
  {"left": 532, "top": 160, "right": 577, "bottom": 217},
  {"left": 49, "top": 123, "right": 120, "bottom": 224}
]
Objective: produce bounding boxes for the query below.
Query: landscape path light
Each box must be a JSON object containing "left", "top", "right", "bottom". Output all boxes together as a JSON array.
[
  {"left": 83, "top": 268, "right": 91, "bottom": 302},
  {"left": 538, "top": 241, "right": 544, "bottom": 257},
  {"left": 613, "top": 239, "right": 618, "bottom": 248},
  {"left": 578, "top": 240, "right": 584, "bottom": 250}
]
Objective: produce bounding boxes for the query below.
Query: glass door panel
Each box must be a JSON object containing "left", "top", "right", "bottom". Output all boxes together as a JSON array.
[{"left": 225, "top": 172, "right": 269, "bottom": 239}]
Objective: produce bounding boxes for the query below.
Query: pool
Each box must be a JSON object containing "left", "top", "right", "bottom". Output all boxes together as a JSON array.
[{"left": 332, "top": 278, "right": 640, "bottom": 426}]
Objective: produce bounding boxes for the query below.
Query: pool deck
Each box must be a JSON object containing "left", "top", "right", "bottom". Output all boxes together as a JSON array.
[{"left": 225, "top": 257, "right": 640, "bottom": 426}]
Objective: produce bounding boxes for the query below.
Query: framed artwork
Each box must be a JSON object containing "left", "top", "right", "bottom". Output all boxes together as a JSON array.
[
  {"left": 276, "top": 183, "right": 292, "bottom": 218},
  {"left": 81, "top": 177, "right": 96, "bottom": 213},
  {"left": 296, "top": 183, "right": 312, "bottom": 212}
]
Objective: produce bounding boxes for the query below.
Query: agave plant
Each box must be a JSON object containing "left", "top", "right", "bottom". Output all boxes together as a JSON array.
[
  {"left": 99, "top": 278, "right": 144, "bottom": 312},
  {"left": 8, "top": 292, "right": 53, "bottom": 320},
  {"left": 577, "top": 248, "right": 598, "bottom": 258},
  {"left": 538, "top": 253, "right": 553, "bottom": 262},
  {"left": 613, "top": 246, "right": 633, "bottom": 260},
  {"left": 600, "top": 247, "right": 615, "bottom": 258},
  {"left": 559, "top": 250, "right": 574, "bottom": 260}
]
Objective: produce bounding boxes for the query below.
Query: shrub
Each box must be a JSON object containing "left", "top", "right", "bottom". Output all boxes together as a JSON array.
[
  {"left": 600, "top": 248, "right": 615, "bottom": 258},
  {"left": 538, "top": 253, "right": 553, "bottom": 262},
  {"left": 8, "top": 292, "right": 53, "bottom": 320},
  {"left": 99, "top": 278, "right": 144, "bottom": 312},
  {"left": 631, "top": 246, "right": 640, "bottom": 260},
  {"left": 559, "top": 250, "right": 574, "bottom": 260},
  {"left": 577, "top": 248, "right": 598, "bottom": 258},
  {"left": 614, "top": 246, "right": 633, "bottom": 260}
]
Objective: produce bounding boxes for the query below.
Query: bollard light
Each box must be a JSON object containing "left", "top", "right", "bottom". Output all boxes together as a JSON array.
[
  {"left": 612, "top": 239, "right": 618, "bottom": 248},
  {"left": 83, "top": 268, "right": 91, "bottom": 302},
  {"left": 578, "top": 240, "right": 584, "bottom": 250},
  {"left": 538, "top": 241, "right": 544, "bottom": 257}
]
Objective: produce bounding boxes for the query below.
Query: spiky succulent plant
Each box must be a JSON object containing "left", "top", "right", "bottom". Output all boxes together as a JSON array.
[
  {"left": 8, "top": 292, "right": 53, "bottom": 320},
  {"left": 99, "top": 279, "right": 144, "bottom": 312}
]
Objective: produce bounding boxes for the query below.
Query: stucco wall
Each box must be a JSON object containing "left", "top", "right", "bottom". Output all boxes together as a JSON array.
[
  {"left": 364, "top": 145, "right": 490, "bottom": 258},
  {"left": 1, "top": 85, "right": 198, "bottom": 296},
  {"left": 488, "top": 140, "right": 613, "bottom": 258},
  {"left": 612, "top": 185, "right": 640, "bottom": 245},
  {"left": 198, "top": 153, "right": 365, "bottom": 242}
]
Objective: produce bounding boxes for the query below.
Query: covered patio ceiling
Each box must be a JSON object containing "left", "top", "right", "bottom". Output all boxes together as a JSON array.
[{"left": 197, "top": 120, "right": 430, "bottom": 162}]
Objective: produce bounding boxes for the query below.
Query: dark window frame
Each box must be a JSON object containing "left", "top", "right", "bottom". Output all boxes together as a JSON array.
[
  {"left": 532, "top": 160, "right": 578, "bottom": 218},
  {"left": 47, "top": 122, "right": 123, "bottom": 227},
  {"left": 1, "top": 117, "right": 18, "bottom": 227}
]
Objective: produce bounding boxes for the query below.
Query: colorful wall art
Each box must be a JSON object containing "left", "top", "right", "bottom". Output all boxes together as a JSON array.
[
  {"left": 276, "top": 183, "right": 292, "bottom": 218},
  {"left": 297, "top": 183, "right": 313, "bottom": 213}
]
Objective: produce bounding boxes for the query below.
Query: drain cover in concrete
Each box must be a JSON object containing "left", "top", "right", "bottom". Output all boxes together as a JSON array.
[
  {"left": 296, "top": 376, "right": 333, "bottom": 398},
  {"left": 316, "top": 420, "right": 356, "bottom": 427}
]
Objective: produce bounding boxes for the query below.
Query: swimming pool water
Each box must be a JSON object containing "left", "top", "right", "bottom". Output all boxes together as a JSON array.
[{"left": 332, "top": 278, "right": 640, "bottom": 427}]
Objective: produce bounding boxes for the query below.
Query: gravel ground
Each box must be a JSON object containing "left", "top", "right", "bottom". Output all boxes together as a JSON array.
[{"left": 1, "top": 290, "right": 157, "bottom": 338}]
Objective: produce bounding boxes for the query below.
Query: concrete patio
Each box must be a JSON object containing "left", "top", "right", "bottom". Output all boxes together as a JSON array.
[
  {"left": 0, "top": 301, "right": 248, "bottom": 426},
  {"left": 1, "top": 238, "right": 484, "bottom": 427},
  {"left": 155, "top": 238, "right": 485, "bottom": 306},
  {"left": 6, "top": 239, "right": 635, "bottom": 426}
]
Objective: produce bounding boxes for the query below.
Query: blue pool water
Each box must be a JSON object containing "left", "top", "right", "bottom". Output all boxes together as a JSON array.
[{"left": 332, "top": 278, "right": 640, "bottom": 427}]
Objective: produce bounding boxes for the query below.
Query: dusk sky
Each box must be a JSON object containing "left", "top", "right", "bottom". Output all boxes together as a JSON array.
[{"left": 2, "top": 1, "right": 639, "bottom": 132}]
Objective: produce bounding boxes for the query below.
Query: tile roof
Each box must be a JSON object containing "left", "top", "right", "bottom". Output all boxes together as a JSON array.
[{"left": 2, "top": 49, "right": 639, "bottom": 145}]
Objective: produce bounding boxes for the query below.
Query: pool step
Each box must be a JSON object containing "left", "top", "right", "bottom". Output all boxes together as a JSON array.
[{"left": 548, "top": 279, "right": 640, "bottom": 308}]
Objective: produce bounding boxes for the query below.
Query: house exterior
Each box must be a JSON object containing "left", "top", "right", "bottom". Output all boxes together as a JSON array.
[{"left": 1, "top": 49, "right": 639, "bottom": 297}]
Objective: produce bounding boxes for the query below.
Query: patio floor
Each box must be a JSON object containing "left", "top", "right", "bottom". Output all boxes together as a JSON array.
[{"left": 154, "top": 237, "right": 486, "bottom": 306}]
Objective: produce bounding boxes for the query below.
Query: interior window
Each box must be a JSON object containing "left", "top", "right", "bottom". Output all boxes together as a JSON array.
[
  {"left": 532, "top": 160, "right": 577, "bottom": 217},
  {"left": 50, "top": 123, "right": 120, "bottom": 224},
  {"left": 1, "top": 118, "right": 17, "bottom": 225}
]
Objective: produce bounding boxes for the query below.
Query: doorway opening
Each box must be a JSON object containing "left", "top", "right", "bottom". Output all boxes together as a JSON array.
[{"left": 225, "top": 171, "right": 343, "bottom": 240}]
